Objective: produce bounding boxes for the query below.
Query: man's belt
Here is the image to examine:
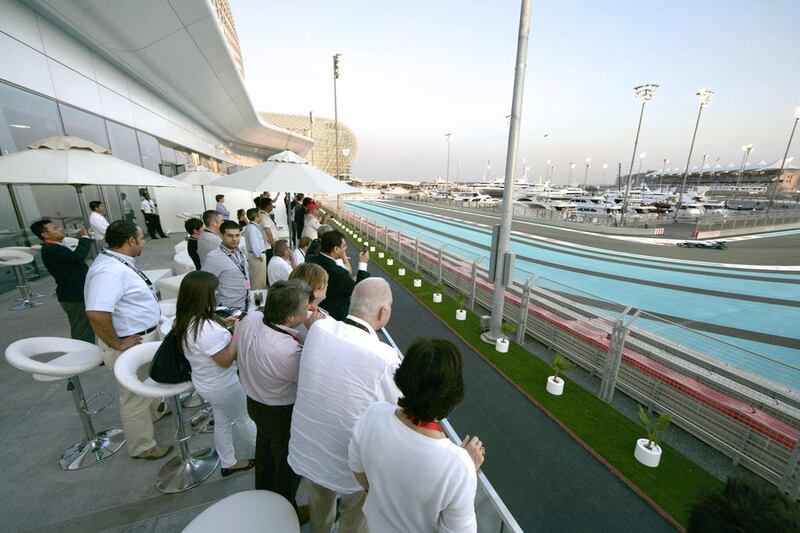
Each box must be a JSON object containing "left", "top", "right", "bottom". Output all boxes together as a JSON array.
[{"left": 121, "top": 325, "right": 157, "bottom": 338}]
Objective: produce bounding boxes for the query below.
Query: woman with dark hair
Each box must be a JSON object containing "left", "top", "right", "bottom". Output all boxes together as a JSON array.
[
  {"left": 348, "top": 339, "right": 484, "bottom": 532},
  {"left": 174, "top": 271, "right": 256, "bottom": 476}
]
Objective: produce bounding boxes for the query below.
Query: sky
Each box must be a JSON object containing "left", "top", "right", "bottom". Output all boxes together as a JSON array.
[{"left": 232, "top": 0, "right": 800, "bottom": 183}]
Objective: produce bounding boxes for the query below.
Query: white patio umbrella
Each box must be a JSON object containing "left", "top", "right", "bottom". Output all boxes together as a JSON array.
[
  {"left": 0, "top": 135, "right": 190, "bottom": 237},
  {"left": 173, "top": 166, "right": 225, "bottom": 210},
  {"left": 216, "top": 150, "right": 358, "bottom": 195}
]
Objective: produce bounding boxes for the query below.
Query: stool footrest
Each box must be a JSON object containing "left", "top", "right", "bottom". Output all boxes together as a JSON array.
[{"left": 82, "top": 391, "right": 115, "bottom": 415}]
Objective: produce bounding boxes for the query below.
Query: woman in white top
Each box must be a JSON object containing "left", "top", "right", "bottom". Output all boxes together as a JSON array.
[
  {"left": 288, "top": 262, "right": 330, "bottom": 342},
  {"left": 348, "top": 339, "right": 485, "bottom": 533},
  {"left": 301, "top": 202, "right": 329, "bottom": 240},
  {"left": 292, "top": 236, "right": 311, "bottom": 266},
  {"left": 175, "top": 271, "right": 257, "bottom": 476}
]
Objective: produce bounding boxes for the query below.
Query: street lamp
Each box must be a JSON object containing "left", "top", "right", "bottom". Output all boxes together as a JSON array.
[
  {"left": 583, "top": 157, "right": 591, "bottom": 187},
  {"left": 766, "top": 106, "right": 800, "bottom": 213},
  {"left": 733, "top": 144, "right": 754, "bottom": 199},
  {"left": 545, "top": 159, "right": 551, "bottom": 181},
  {"left": 602, "top": 163, "right": 608, "bottom": 181},
  {"left": 636, "top": 152, "right": 646, "bottom": 186},
  {"left": 659, "top": 158, "right": 669, "bottom": 191},
  {"left": 621, "top": 83, "right": 659, "bottom": 225},
  {"left": 568, "top": 162, "right": 575, "bottom": 184},
  {"left": 333, "top": 53, "right": 342, "bottom": 180},
  {"left": 696, "top": 153, "right": 708, "bottom": 188},
  {"left": 445, "top": 133, "right": 452, "bottom": 182},
  {"left": 674, "top": 89, "right": 714, "bottom": 220}
]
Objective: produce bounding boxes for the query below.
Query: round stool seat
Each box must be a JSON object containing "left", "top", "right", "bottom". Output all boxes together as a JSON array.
[
  {"left": 183, "top": 490, "right": 300, "bottom": 533},
  {"left": 114, "top": 342, "right": 192, "bottom": 398},
  {"left": 0, "top": 249, "right": 34, "bottom": 266},
  {"left": 159, "top": 316, "right": 174, "bottom": 340},
  {"left": 5, "top": 337, "right": 102, "bottom": 379}
]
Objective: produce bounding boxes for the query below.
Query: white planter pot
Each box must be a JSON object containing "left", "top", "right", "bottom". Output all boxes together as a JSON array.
[
  {"left": 386, "top": 259, "right": 394, "bottom": 266},
  {"left": 495, "top": 337, "right": 509, "bottom": 353},
  {"left": 413, "top": 279, "right": 422, "bottom": 288},
  {"left": 378, "top": 252, "right": 385, "bottom": 258},
  {"left": 634, "top": 439, "right": 662, "bottom": 468},
  {"left": 546, "top": 376, "right": 564, "bottom": 396},
  {"left": 455, "top": 309, "right": 467, "bottom": 321},
  {"left": 432, "top": 292, "right": 442, "bottom": 303},
  {"left": 398, "top": 268, "right": 406, "bottom": 276},
  {"left": 357, "top": 237, "right": 362, "bottom": 243},
  {"left": 370, "top": 246, "right": 376, "bottom": 252}
]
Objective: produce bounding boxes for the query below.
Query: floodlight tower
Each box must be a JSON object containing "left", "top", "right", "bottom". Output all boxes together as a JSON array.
[
  {"left": 621, "top": 83, "right": 659, "bottom": 225},
  {"left": 733, "top": 144, "right": 754, "bottom": 199},
  {"left": 766, "top": 107, "right": 800, "bottom": 213},
  {"left": 674, "top": 89, "right": 714, "bottom": 220},
  {"left": 333, "top": 53, "right": 341, "bottom": 181},
  {"left": 582, "top": 157, "right": 591, "bottom": 187}
]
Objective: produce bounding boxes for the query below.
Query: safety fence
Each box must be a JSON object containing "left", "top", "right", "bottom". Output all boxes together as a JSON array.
[
  {"left": 694, "top": 210, "right": 800, "bottom": 238},
  {"left": 335, "top": 206, "right": 800, "bottom": 498}
]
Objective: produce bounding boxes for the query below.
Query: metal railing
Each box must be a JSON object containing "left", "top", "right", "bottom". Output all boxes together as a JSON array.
[
  {"left": 378, "top": 327, "right": 524, "bottom": 533},
  {"left": 694, "top": 211, "right": 800, "bottom": 235},
  {"left": 337, "top": 206, "right": 800, "bottom": 498}
]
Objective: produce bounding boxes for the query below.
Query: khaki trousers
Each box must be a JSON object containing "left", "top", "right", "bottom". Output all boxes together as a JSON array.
[
  {"left": 98, "top": 330, "right": 163, "bottom": 456},
  {"left": 248, "top": 252, "right": 267, "bottom": 290},
  {"left": 305, "top": 478, "right": 368, "bottom": 533}
]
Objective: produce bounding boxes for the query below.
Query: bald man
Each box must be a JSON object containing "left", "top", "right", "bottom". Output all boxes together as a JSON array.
[{"left": 289, "top": 278, "right": 399, "bottom": 533}]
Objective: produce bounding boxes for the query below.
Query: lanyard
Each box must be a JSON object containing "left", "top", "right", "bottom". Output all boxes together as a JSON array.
[
  {"left": 408, "top": 415, "right": 443, "bottom": 432},
  {"left": 219, "top": 245, "right": 248, "bottom": 280},
  {"left": 102, "top": 250, "right": 153, "bottom": 288},
  {"left": 343, "top": 317, "right": 370, "bottom": 335},
  {"left": 265, "top": 323, "right": 300, "bottom": 343}
]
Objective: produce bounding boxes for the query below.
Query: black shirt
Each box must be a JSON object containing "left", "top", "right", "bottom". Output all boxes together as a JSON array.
[
  {"left": 187, "top": 237, "right": 201, "bottom": 270},
  {"left": 40, "top": 238, "right": 92, "bottom": 302}
]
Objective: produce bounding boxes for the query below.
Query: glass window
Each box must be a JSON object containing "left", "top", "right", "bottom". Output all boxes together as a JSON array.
[
  {"left": 136, "top": 130, "right": 160, "bottom": 172},
  {"left": 106, "top": 121, "right": 141, "bottom": 166},
  {"left": 190, "top": 152, "right": 201, "bottom": 167},
  {"left": 174, "top": 147, "right": 189, "bottom": 165},
  {"left": 209, "top": 159, "right": 220, "bottom": 173},
  {"left": 0, "top": 82, "right": 63, "bottom": 156},
  {"left": 200, "top": 155, "right": 212, "bottom": 170},
  {"left": 159, "top": 141, "right": 176, "bottom": 163},
  {"left": 59, "top": 104, "right": 109, "bottom": 149}
]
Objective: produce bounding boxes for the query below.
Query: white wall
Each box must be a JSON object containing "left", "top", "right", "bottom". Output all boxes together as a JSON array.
[{"left": 0, "top": 0, "right": 250, "bottom": 165}]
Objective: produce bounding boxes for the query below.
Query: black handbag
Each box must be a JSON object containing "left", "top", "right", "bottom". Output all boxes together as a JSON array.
[{"left": 149, "top": 328, "right": 191, "bottom": 384}]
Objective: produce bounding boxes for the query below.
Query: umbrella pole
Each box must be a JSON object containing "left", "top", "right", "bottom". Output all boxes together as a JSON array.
[
  {"left": 202, "top": 185, "right": 208, "bottom": 210},
  {"left": 7, "top": 184, "right": 31, "bottom": 247},
  {"left": 74, "top": 185, "right": 98, "bottom": 254}
]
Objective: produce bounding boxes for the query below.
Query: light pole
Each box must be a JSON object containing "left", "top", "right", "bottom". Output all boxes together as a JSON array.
[
  {"left": 568, "top": 162, "right": 575, "bottom": 184},
  {"left": 674, "top": 89, "right": 714, "bottom": 220},
  {"left": 602, "top": 163, "right": 608, "bottom": 181},
  {"left": 733, "top": 145, "right": 754, "bottom": 199},
  {"left": 696, "top": 153, "right": 708, "bottom": 189},
  {"left": 332, "top": 54, "right": 342, "bottom": 180},
  {"left": 621, "top": 83, "right": 659, "bottom": 225},
  {"left": 659, "top": 158, "right": 669, "bottom": 191},
  {"left": 486, "top": 0, "right": 532, "bottom": 343},
  {"left": 767, "top": 107, "right": 800, "bottom": 213},
  {"left": 582, "top": 157, "right": 591, "bottom": 187},
  {"left": 636, "top": 152, "right": 646, "bottom": 187},
  {"left": 545, "top": 159, "right": 551, "bottom": 181},
  {"left": 445, "top": 133, "right": 452, "bottom": 182}
]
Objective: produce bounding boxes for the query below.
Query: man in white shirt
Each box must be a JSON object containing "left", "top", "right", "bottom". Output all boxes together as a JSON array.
[
  {"left": 289, "top": 278, "right": 399, "bottom": 533},
  {"left": 268, "top": 239, "right": 294, "bottom": 285},
  {"left": 258, "top": 197, "right": 278, "bottom": 261},
  {"left": 85, "top": 220, "right": 172, "bottom": 459},
  {"left": 140, "top": 192, "right": 167, "bottom": 239},
  {"left": 88, "top": 201, "right": 109, "bottom": 244},
  {"left": 197, "top": 210, "right": 223, "bottom": 267},
  {"left": 202, "top": 220, "right": 250, "bottom": 309}
]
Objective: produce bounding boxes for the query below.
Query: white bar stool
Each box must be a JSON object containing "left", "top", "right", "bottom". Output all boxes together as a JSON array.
[
  {"left": 0, "top": 250, "right": 44, "bottom": 310},
  {"left": 183, "top": 490, "right": 300, "bottom": 533},
  {"left": 5, "top": 337, "right": 125, "bottom": 469},
  {"left": 158, "top": 298, "right": 177, "bottom": 322},
  {"left": 114, "top": 342, "right": 218, "bottom": 493}
]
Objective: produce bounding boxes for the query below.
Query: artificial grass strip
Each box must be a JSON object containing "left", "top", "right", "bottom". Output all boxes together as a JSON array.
[{"left": 339, "top": 221, "right": 723, "bottom": 528}]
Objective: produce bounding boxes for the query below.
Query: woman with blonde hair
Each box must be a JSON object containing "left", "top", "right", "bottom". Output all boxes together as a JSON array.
[{"left": 289, "top": 262, "right": 330, "bottom": 340}]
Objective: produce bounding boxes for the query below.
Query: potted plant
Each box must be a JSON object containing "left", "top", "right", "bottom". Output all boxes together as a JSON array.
[
  {"left": 432, "top": 282, "right": 444, "bottom": 303},
  {"left": 370, "top": 245, "right": 376, "bottom": 252},
  {"left": 398, "top": 267, "right": 406, "bottom": 276},
  {"left": 495, "top": 323, "right": 515, "bottom": 353},
  {"left": 455, "top": 294, "right": 467, "bottom": 321},
  {"left": 635, "top": 406, "right": 672, "bottom": 468},
  {"left": 546, "top": 353, "right": 573, "bottom": 396},
  {"left": 378, "top": 250, "right": 385, "bottom": 259},
  {"left": 386, "top": 256, "right": 394, "bottom": 266},
  {"left": 413, "top": 276, "right": 422, "bottom": 288}
]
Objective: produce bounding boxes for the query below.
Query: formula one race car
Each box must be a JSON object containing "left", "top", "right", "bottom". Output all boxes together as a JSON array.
[{"left": 676, "top": 240, "right": 728, "bottom": 249}]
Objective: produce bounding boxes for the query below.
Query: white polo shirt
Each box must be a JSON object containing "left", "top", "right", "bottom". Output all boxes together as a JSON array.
[
  {"left": 267, "top": 256, "right": 292, "bottom": 285},
  {"left": 259, "top": 211, "right": 278, "bottom": 250},
  {"left": 141, "top": 199, "right": 157, "bottom": 214},
  {"left": 84, "top": 250, "right": 160, "bottom": 337},
  {"left": 288, "top": 315, "right": 401, "bottom": 494}
]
